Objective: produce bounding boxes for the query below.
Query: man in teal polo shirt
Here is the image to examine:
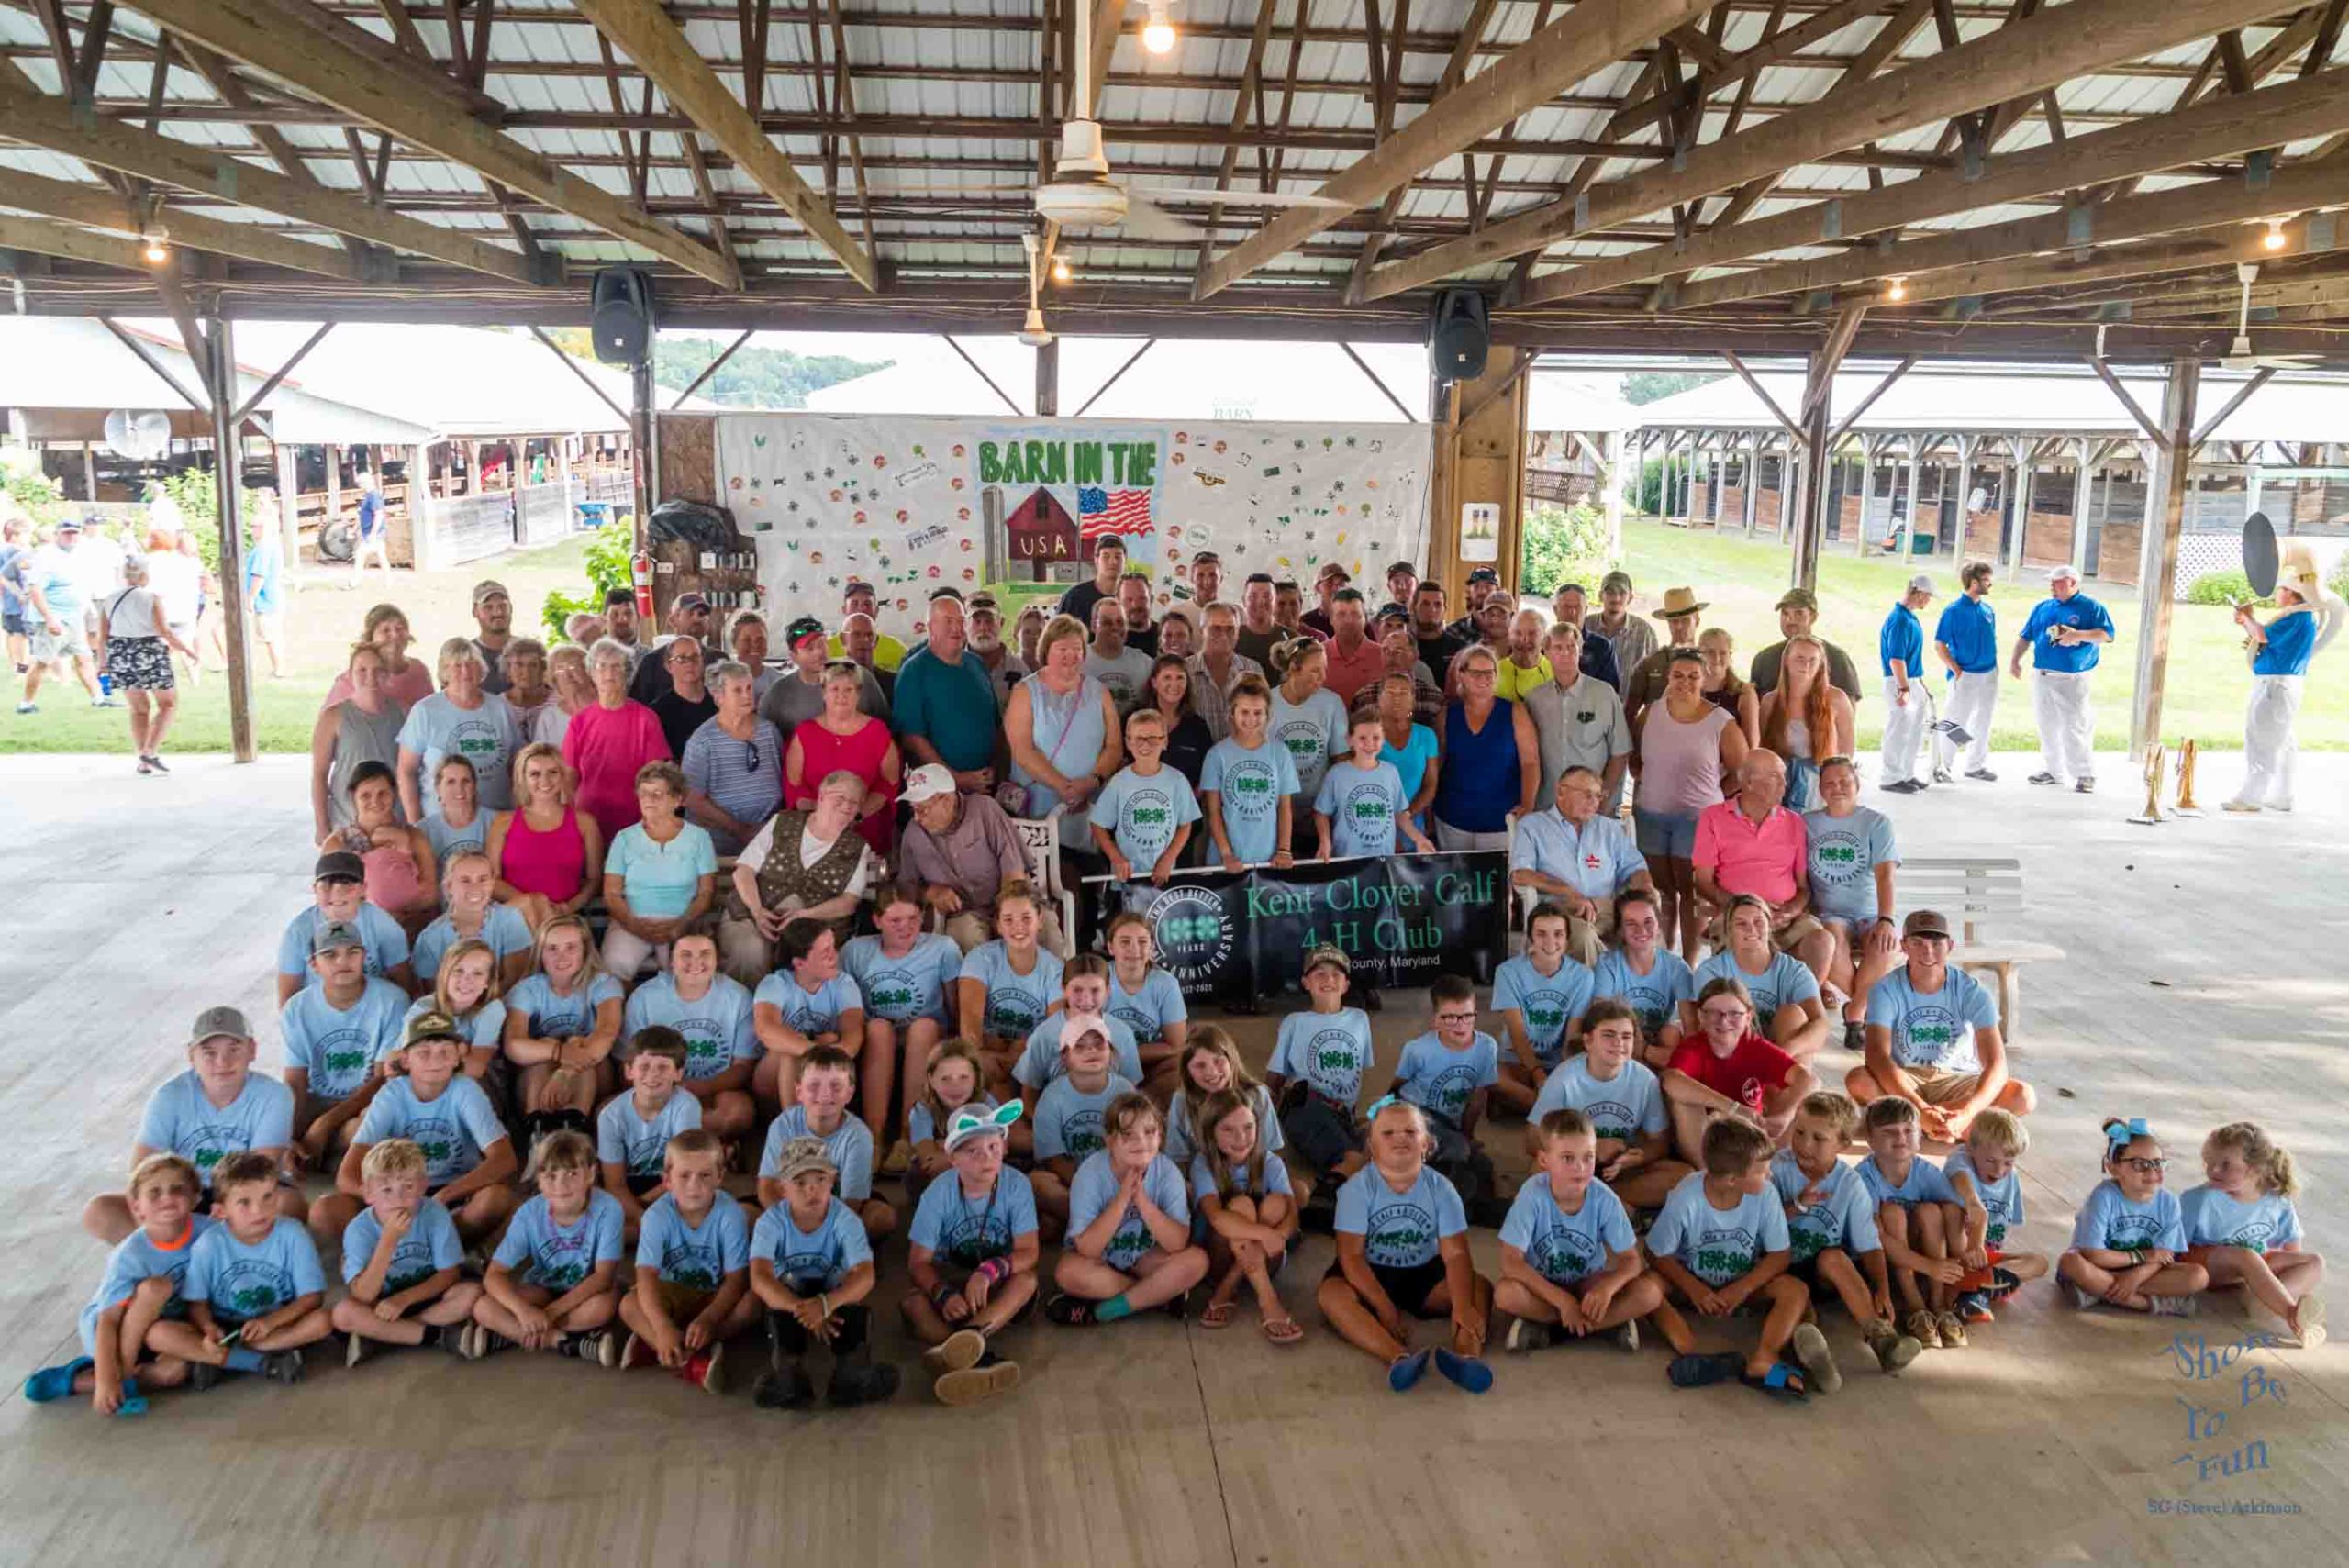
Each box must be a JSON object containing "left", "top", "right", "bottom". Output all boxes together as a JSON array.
[{"left": 894, "top": 588, "right": 1003, "bottom": 793}]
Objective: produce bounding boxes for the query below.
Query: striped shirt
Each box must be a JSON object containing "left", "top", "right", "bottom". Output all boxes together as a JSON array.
[
  {"left": 679, "top": 715, "right": 785, "bottom": 858},
  {"left": 1185, "top": 653, "right": 1265, "bottom": 742}
]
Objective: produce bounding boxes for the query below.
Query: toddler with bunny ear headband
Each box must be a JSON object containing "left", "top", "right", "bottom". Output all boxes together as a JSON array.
[
  {"left": 2055, "top": 1118, "right": 2210, "bottom": 1317},
  {"left": 901, "top": 1102, "right": 1038, "bottom": 1407}
]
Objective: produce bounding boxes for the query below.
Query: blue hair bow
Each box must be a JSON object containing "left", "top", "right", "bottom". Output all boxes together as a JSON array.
[
  {"left": 1364, "top": 1093, "right": 1403, "bottom": 1119},
  {"left": 2106, "top": 1117, "right": 2151, "bottom": 1152}
]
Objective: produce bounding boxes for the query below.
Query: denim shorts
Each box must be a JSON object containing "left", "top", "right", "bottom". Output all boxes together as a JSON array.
[{"left": 1633, "top": 808, "right": 1698, "bottom": 859}]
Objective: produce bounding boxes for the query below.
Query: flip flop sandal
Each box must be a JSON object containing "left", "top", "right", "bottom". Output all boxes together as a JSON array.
[
  {"left": 1262, "top": 1316, "right": 1305, "bottom": 1347},
  {"left": 1199, "top": 1301, "right": 1239, "bottom": 1330},
  {"left": 1740, "top": 1362, "right": 1809, "bottom": 1403},
  {"left": 1666, "top": 1351, "right": 1744, "bottom": 1389}
]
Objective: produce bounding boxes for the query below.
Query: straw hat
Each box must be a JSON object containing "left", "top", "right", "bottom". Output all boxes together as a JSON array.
[{"left": 1650, "top": 585, "right": 1709, "bottom": 620}]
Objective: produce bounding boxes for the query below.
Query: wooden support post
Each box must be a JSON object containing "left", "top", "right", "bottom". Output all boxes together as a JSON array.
[
  {"left": 1600, "top": 430, "right": 1627, "bottom": 559},
  {"left": 2068, "top": 437, "right": 2094, "bottom": 569},
  {"left": 1743, "top": 432, "right": 1760, "bottom": 537},
  {"left": 1901, "top": 441, "right": 1922, "bottom": 560},
  {"left": 1793, "top": 353, "right": 1833, "bottom": 590},
  {"left": 1426, "top": 347, "right": 1529, "bottom": 601},
  {"left": 324, "top": 444, "right": 342, "bottom": 566},
  {"left": 199, "top": 314, "right": 254, "bottom": 764},
  {"left": 275, "top": 439, "right": 300, "bottom": 568},
  {"left": 630, "top": 351, "right": 657, "bottom": 543},
  {"left": 408, "top": 442, "right": 441, "bottom": 572},
  {"left": 2008, "top": 444, "right": 2036, "bottom": 581},
  {"left": 2131, "top": 360, "right": 2201, "bottom": 761},
  {"left": 80, "top": 441, "right": 96, "bottom": 503}
]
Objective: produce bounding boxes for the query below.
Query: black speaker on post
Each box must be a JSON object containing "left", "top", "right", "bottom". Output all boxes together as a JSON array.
[
  {"left": 591, "top": 266, "right": 656, "bottom": 366},
  {"left": 1429, "top": 286, "right": 1490, "bottom": 383}
]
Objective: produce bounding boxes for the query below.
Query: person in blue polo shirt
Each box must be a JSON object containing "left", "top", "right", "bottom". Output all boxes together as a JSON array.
[
  {"left": 2226, "top": 547, "right": 2341, "bottom": 815},
  {"left": 2009, "top": 564, "right": 2114, "bottom": 793},
  {"left": 1877, "top": 574, "right": 1935, "bottom": 795},
  {"left": 1932, "top": 560, "right": 2000, "bottom": 784},
  {"left": 1508, "top": 764, "right": 1651, "bottom": 965}
]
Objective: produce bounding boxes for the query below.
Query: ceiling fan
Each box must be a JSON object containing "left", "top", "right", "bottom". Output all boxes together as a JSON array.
[
  {"left": 1019, "top": 234, "right": 1053, "bottom": 347},
  {"left": 2219, "top": 262, "right": 2323, "bottom": 372}
]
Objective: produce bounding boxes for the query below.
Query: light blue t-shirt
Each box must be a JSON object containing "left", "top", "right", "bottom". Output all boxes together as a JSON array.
[
  {"left": 420, "top": 809, "right": 488, "bottom": 864},
  {"left": 1334, "top": 1163, "right": 1466, "bottom": 1270},
  {"left": 1802, "top": 806, "right": 1897, "bottom": 925},
  {"left": 2254, "top": 607, "right": 2318, "bottom": 677},
  {"left": 1944, "top": 1147, "right": 2026, "bottom": 1250},
  {"left": 907, "top": 1094, "right": 997, "bottom": 1149},
  {"left": 1529, "top": 1055, "right": 1665, "bottom": 1143},
  {"left": 138, "top": 1070, "right": 295, "bottom": 1184},
  {"left": 753, "top": 972, "right": 864, "bottom": 1040},
  {"left": 1108, "top": 966, "right": 1187, "bottom": 1047},
  {"left": 1014, "top": 1012, "right": 1143, "bottom": 1091},
  {"left": 1090, "top": 763, "right": 1202, "bottom": 873},
  {"left": 620, "top": 973, "right": 757, "bottom": 1081},
  {"left": 1500, "top": 1173, "right": 1636, "bottom": 1285},
  {"left": 2018, "top": 592, "right": 2115, "bottom": 673},
  {"left": 842, "top": 932, "right": 963, "bottom": 1025},
  {"left": 1200, "top": 737, "right": 1299, "bottom": 863},
  {"left": 275, "top": 902, "right": 411, "bottom": 985},
  {"left": 596, "top": 1089, "right": 704, "bottom": 1178},
  {"left": 1696, "top": 949, "right": 1821, "bottom": 1025},
  {"left": 2069, "top": 1180, "right": 2188, "bottom": 1254},
  {"left": 1492, "top": 953, "right": 1597, "bottom": 1067},
  {"left": 604, "top": 821, "right": 718, "bottom": 920},
  {"left": 1268, "top": 687, "right": 1349, "bottom": 802},
  {"left": 493, "top": 1189, "right": 625, "bottom": 1288},
  {"left": 959, "top": 940, "right": 1064, "bottom": 1040},
  {"left": 1769, "top": 1151, "right": 1881, "bottom": 1262},
  {"left": 396, "top": 693, "right": 523, "bottom": 811},
  {"left": 507, "top": 971, "right": 626, "bottom": 1041},
  {"left": 353, "top": 1074, "right": 508, "bottom": 1187},
  {"left": 1190, "top": 1149, "right": 1295, "bottom": 1204},
  {"left": 281, "top": 977, "right": 411, "bottom": 1103},
  {"left": 1165, "top": 1081, "right": 1284, "bottom": 1168},
  {"left": 1854, "top": 1152, "right": 1959, "bottom": 1210},
  {"left": 403, "top": 995, "right": 507, "bottom": 1056},
  {"left": 79, "top": 1218, "right": 217, "bottom": 1355},
  {"left": 184, "top": 1218, "right": 326, "bottom": 1324},
  {"left": 758, "top": 1107, "right": 875, "bottom": 1202},
  {"left": 1268, "top": 1007, "right": 1375, "bottom": 1109},
  {"left": 751, "top": 1196, "right": 874, "bottom": 1291},
  {"left": 1314, "top": 758, "right": 1409, "bottom": 859},
  {"left": 1393, "top": 1030, "right": 1501, "bottom": 1123},
  {"left": 339, "top": 1198, "right": 463, "bottom": 1290},
  {"left": 1865, "top": 966, "right": 1998, "bottom": 1074},
  {"left": 1032, "top": 1073, "right": 1136, "bottom": 1162},
  {"left": 2178, "top": 1184, "right": 2302, "bottom": 1254},
  {"left": 908, "top": 1167, "right": 1041, "bottom": 1266},
  {"left": 1067, "top": 1151, "right": 1190, "bottom": 1273},
  {"left": 1592, "top": 948, "right": 1697, "bottom": 1047},
  {"left": 1509, "top": 808, "right": 1644, "bottom": 898},
  {"left": 1648, "top": 1172, "right": 1792, "bottom": 1287},
  {"left": 636, "top": 1193, "right": 751, "bottom": 1288},
  {"left": 410, "top": 903, "right": 534, "bottom": 989}
]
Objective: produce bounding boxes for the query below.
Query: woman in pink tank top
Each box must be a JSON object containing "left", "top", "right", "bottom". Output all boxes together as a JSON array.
[
  {"left": 489, "top": 741, "right": 606, "bottom": 932},
  {"left": 1633, "top": 649, "right": 1750, "bottom": 959},
  {"left": 784, "top": 661, "right": 904, "bottom": 854}
]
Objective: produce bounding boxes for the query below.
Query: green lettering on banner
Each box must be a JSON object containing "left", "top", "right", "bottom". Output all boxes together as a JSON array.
[
  {"left": 1074, "top": 443, "right": 1105, "bottom": 484},
  {"left": 1021, "top": 440, "right": 1049, "bottom": 484},
  {"left": 978, "top": 442, "right": 1005, "bottom": 484},
  {"left": 1127, "top": 443, "right": 1157, "bottom": 486}
]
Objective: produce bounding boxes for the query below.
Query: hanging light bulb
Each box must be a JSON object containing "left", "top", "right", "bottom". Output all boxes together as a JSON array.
[
  {"left": 140, "top": 223, "right": 170, "bottom": 264},
  {"left": 2263, "top": 217, "right": 2289, "bottom": 251},
  {"left": 1052, "top": 256, "right": 1073, "bottom": 284},
  {"left": 1885, "top": 275, "right": 1909, "bottom": 302},
  {"left": 1142, "top": 0, "right": 1177, "bottom": 55}
]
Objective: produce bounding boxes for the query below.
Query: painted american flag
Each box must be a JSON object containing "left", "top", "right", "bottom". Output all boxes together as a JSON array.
[{"left": 1076, "top": 484, "right": 1153, "bottom": 540}]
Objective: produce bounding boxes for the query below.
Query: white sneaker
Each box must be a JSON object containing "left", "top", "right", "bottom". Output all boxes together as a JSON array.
[{"left": 2222, "top": 799, "right": 2261, "bottom": 814}]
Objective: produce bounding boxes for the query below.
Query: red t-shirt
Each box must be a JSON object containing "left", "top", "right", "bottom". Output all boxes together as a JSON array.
[{"left": 1667, "top": 1031, "right": 1797, "bottom": 1111}]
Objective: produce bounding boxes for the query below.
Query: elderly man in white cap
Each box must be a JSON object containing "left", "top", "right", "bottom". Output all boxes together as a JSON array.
[
  {"left": 2009, "top": 563, "right": 2114, "bottom": 793},
  {"left": 896, "top": 763, "right": 1060, "bottom": 953},
  {"left": 2226, "top": 545, "right": 2343, "bottom": 813},
  {"left": 1877, "top": 573, "right": 1937, "bottom": 794}
]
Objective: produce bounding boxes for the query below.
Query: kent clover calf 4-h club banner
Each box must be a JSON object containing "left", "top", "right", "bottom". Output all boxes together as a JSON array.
[{"left": 715, "top": 416, "right": 1432, "bottom": 638}]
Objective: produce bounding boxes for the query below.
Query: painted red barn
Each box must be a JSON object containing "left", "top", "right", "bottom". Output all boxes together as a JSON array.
[{"left": 1004, "top": 486, "right": 1079, "bottom": 579}]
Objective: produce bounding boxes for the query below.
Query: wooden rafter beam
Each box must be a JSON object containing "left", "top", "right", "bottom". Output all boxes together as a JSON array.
[
  {"left": 129, "top": 0, "right": 739, "bottom": 287},
  {"left": 1348, "top": 0, "right": 1494, "bottom": 297},
  {"left": 0, "top": 164, "right": 366, "bottom": 279},
  {"left": 1085, "top": 0, "right": 1122, "bottom": 117},
  {"left": 1608, "top": 0, "right": 1898, "bottom": 138},
  {"left": 1194, "top": 0, "right": 1714, "bottom": 298},
  {"left": 0, "top": 206, "right": 154, "bottom": 269},
  {"left": 1531, "top": 65, "right": 2349, "bottom": 306},
  {"left": 572, "top": 0, "right": 866, "bottom": 288},
  {"left": 1194, "top": 0, "right": 1284, "bottom": 289},
  {"left": 1365, "top": 0, "right": 2310, "bottom": 302},
  {"left": 1885, "top": 213, "right": 2347, "bottom": 310},
  {"left": 177, "top": 40, "right": 377, "bottom": 267}
]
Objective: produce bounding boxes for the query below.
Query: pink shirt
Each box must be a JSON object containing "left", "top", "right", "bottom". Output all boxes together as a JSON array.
[
  {"left": 1692, "top": 800, "right": 1808, "bottom": 904},
  {"left": 561, "top": 699, "right": 671, "bottom": 842},
  {"left": 1319, "top": 634, "right": 1386, "bottom": 707}
]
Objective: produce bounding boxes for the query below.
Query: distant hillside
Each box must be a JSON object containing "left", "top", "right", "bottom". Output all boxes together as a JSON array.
[{"left": 519, "top": 328, "right": 887, "bottom": 409}]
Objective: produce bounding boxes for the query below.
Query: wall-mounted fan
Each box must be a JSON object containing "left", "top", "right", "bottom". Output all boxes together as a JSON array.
[{"left": 103, "top": 409, "right": 172, "bottom": 461}]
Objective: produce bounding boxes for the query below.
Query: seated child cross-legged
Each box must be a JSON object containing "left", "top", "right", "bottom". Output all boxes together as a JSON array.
[
  {"left": 1942, "top": 1106, "right": 2051, "bottom": 1328},
  {"left": 471, "top": 1129, "right": 625, "bottom": 1362},
  {"left": 1496, "top": 1108, "right": 1665, "bottom": 1354},
  {"left": 1050, "top": 1092, "right": 1210, "bottom": 1327},
  {"left": 1855, "top": 1096, "right": 1972, "bottom": 1351},
  {"left": 1264, "top": 947, "right": 1376, "bottom": 1210},
  {"left": 1645, "top": 1117, "right": 1830, "bottom": 1403},
  {"left": 756, "top": 1045, "right": 896, "bottom": 1242},
  {"left": 315, "top": 1011, "right": 518, "bottom": 1250},
  {"left": 1771, "top": 1092, "right": 1922, "bottom": 1377},
  {"left": 27, "top": 1154, "right": 213, "bottom": 1414},
  {"left": 1028, "top": 1018, "right": 1137, "bottom": 1236},
  {"left": 2058, "top": 1117, "right": 2211, "bottom": 1317},
  {"left": 1490, "top": 904, "right": 1597, "bottom": 1117},
  {"left": 1318, "top": 1098, "right": 1495, "bottom": 1396},
  {"left": 1660, "top": 977, "right": 1817, "bottom": 1169},
  {"left": 330, "top": 1137, "right": 485, "bottom": 1365},
  {"left": 1164, "top": 1026, "right": 1285, "bottom": 1172},
  {"left": 901, "top": 1102, "right": 1038, "bottom": 1407},
  {"left": 620, "top": 1129, "right": 762, "bottom": 1390},
  {"left": 163, "top": 1151, "right": 335, "bottom": 1389},
  {"left": 2181, "top": 1121, "right": 2326, "bottom": 1348},
  {"left": 1529, "top": 999, "right": 1690, "bottom": 1209},
  {"left": 1389, "top": 974, "right": 1502, "bottom": 1218},
  {"left": 748, "top": 1136, "right": 899, "bottom": 1411},
  {"left": 1190, "top": 1088, "right": 1304, "bottom": 1344},
  {"left": 596, "top": 1026, "right": 704, "bottom": 1243}
]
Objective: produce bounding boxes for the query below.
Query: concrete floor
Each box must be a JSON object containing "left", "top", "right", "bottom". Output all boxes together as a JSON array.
[{"left": 2, "top": 750, "right": 2344, "bottom": 1567}]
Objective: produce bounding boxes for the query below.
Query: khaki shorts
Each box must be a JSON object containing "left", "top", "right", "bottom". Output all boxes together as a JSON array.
[
  {"left": 1908, "top": 1065, "right": 1983, "bottom": 1106},
  {"left": 656, "top": 1281, "right": 718, "bottom": 1321}
]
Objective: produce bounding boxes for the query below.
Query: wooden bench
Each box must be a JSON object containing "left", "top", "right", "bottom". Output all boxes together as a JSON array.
[{"left": 1899, "top": 856, "right": 2066, "bottom": 1038}]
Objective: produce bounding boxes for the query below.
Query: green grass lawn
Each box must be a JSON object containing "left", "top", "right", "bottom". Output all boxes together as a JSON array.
[{"left": 1621, "top": 520, "right": 2339, "bottom": 751}]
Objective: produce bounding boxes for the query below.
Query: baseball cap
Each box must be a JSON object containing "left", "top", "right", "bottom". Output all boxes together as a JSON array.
[
  {"left": 673, "top": 591, "right": 710, "bottom": 612},
  {"left": 313, "top": 850, "right": 366, "bottom": 884},
  {"left": 902, "top": 762, "right": 956, "bottom": 806},
  {"left": 472, "top": 579, "right": 510, "bottom": 606},
  {"left": 1906, "top": 573, "right": 1936, "bottom": 595},
  {"left": 311, "top": 919, "right": 365, "bottom": 956},
  {"left": 1599, "top": 570, "right": 1633, "bottom": 594},
  {"left": 1060, "top": 1011, "right": 1111, "bottom": 1049},
  {"left": 1302, "top": 945, "right": 1351, "bottom": 978},
  {"left": 1316, "top": 562, "right": 1351, "bottom": 584},
  {"left": 1901, "top": 909, "right": 1953, "bottom": 940},
  {"left": 404, "top": 1010, "right": 461, "bottom": 1048},
  {"left": 57, "top": 517, "right": 83, "bottom": 533},
  {"left": 1466, "top": 566, "right": 1500, "bottom": 584},
  {"left": 188, "top": 1005, "right": 251, "bottom": 1046},
  {"left": 927, "top": 585, "right": 965, "bottom": 604},
  {"left": 841, "top": 578, "right": 875, "bottom": 597},
  {"left": 785, "top": 615, "right": 829, "bottom": 648},
  {"left": 1386, "top": 560, "right": 1417, "bottom": 577},
  {"left": 966, "top": 593, "right": 1000, "bottom": 613},
  {"left": 1775, "top": 587, "right": 1820, "bottom": 613},
  {"left": 2049, "top": 562, "right": 2081, "bottom": 583},
  {"left": 773, "top": 1135, "right": 840, "bottom": 1183}
]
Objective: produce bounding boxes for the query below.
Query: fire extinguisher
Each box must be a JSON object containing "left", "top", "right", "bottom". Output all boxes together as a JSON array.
[{"left": 630, "top": 551, "right": 654, "bottom": 620}]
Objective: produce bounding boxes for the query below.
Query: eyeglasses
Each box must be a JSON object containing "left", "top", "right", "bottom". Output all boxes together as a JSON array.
[
  {"left": 2114, "top": 1157, "right": 2168, "bottom": 1174},
  {"left": 1699, "top": 1006, "right": 1750, "bottom": 1024},
  {"left": 1434, "top": 1010, "right": 1477, "bottom": 1023},
  {"left": 741, "top": 740, "right": 761, "bottom": 773}
]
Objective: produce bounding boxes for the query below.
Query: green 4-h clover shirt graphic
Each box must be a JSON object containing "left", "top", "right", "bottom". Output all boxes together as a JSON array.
[
  {"left": 1270, "top": 1011, "right": 1375, "bottom": 1107},
  {"left": 1500, "top": 1174, "right": 1635, "bottom": 1286},
  {"left": 1492, "top": 954, "right": 1596, "bottom": 1067},
  {"left": 1867, "top": 967, "right": 1998, "bottom": 1074},
  {"left": 1650, "top": 1175, "right": 1790, "bottom": 1287},
  {"left": 1336, "top": 1166, "right": 1466, "bottom": 1270},
  {"left": 1092, "top": 768, "right": 1199, "bottom": 870},
  {"left": 1395, "top": 1031, "right": 1500, "bottom": 1122},
  {"left": 638, "top": 1194, "right": 749, "bottom": 1291}
]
